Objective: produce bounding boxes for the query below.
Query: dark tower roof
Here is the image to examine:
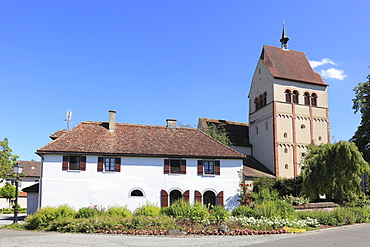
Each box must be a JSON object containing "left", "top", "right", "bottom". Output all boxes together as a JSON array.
[{"left": 280, "top": 21, "right": 289, "bottom": 50}]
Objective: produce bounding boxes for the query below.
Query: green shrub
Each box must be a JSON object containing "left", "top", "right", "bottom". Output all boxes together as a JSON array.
[
  {"left": 135, "top": 202, "right": 161, "bottom": 216},
  {"left": 56, "top": 205, "right": 76, "bottom": 218},
  {"left": 104, "top": 206, "right": 132, "bottom": 218},
  {"left": 252, "top": 177, "right": 276, "bottom": 193},
  {"left": 251, "top": 188, "right": 279, "bottom": 204},
  {"left": 25, "top": 206, "right": 61, "bottom": 230},
  {"left": 255, "top": 200, "right": 294, "bottom": 218},
  {"left": 273, "top": 176, "right": 303, "bottom": 197},
  {"left": 209, "top": 205, "right": 229, "bottom": 223},
  {"left": 231, "top": 205, "right": 257, "bottom": 217},
  {"left": 186, "top": 201, "right": 209, "bottom": 222},
  {"left": 161, "top": 199, "right": 191, "bottom": 218},
  {"left": 76, "top": 207, "right": 97, "bottom": 218}
]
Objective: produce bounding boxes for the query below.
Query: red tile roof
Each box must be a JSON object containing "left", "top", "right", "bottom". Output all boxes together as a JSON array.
[
  {"left": 261, "top": 45, "right": 328, "bottom": 86},
  {"left": 18, "top": 160, "right": 40, "bottom": 177},
  {"left": 49, "top": 129, "right": 69, "bottom": 140},
  {"left": 198, "top": 118, "right": 251, "bottom": 147},
  {"left": 37, "top": 121, "right": 245, "bottom": 159}
]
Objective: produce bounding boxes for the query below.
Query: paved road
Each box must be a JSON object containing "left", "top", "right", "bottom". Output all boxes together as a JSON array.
[{"left": 0, "top": 214, "right": 369, "bottom": 247}]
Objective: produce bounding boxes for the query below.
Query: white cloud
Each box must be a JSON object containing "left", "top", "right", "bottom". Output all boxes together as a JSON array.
[
  {"left": 309, "top": 58, "right": 337, "bottom": 68},
  {"left": 320, "top": 68, "right": 347, "bottom": 81}
]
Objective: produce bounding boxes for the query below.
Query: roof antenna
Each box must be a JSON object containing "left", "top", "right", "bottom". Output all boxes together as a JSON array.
[
  {"left": 65, "top": 109, "right": 73, "bottom": 129},
  {"left": 280, "top": 19, "right": 289, "bottom": 50}
]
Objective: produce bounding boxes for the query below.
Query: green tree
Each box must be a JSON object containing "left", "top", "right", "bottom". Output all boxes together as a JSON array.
[
  {"left": 0, "top": 183, "right": 16, "bottom": 209},
  {"left": 351, "top": 70, "right": 370, "bottom": 163},
  {"left": 301, "top": 141, "right": 369, "bottom": 203},
  {"left": 0, "top": 138, "right": 19, "bottom": 181},
  {"left": 204, "top": 123, "right": 233, "bottom": 146}
]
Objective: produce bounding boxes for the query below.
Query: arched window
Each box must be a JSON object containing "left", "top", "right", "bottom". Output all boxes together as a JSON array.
[
  {"left": 285, "top": 164, "right": 289, "bottom": 169},
  {"left": 130, "top": 189, "right": 144, "bottom": 197},
  {"left": 265, "top": 121, "right": 268, "bottom": 130},
  {"left": 254, "top": 98, "right": 258, "bottom": 111},
  {"left": 283, "top": 132, "right": 288, "bottom": 138},
  {"left": 169, "top": 190, "right": 182, "bottom": 205},
  {"left": 312, "top": 93, "right": 318, "bottom": 106},
  {"left": 284, "top": 148, "right": 288, "bottom": 153},
  {"left": 263, "top": 92, "right": 267, "bottom": 106},
  {"left": 293, "top": 90, "right": 299, "bottom": 104},
  {"left": 255, "top": 126, "right": 258, "bottom": 134},
  {"left": 304, "top": 92, "right": 310, "bottom": 105},
  {"left": 285, "top": 90, "right": 291, "bottom": 103},
  {"left": 258, "top": 95, "right": 263, "bottom": 109},
  {"left": 203, "top": 191, "right": 216, "bottom": 207}
]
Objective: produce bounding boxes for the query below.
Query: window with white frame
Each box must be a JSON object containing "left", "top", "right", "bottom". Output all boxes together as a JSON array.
[
  {"left": 104, "top": 157, "right": 116, "bottom": 172},
  {"left": 203, "top": 160, "right": 215, "bottom": 175}
]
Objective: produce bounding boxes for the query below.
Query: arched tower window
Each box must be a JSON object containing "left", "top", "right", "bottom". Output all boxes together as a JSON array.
[
  {"left": 304, "top": 92, "right": 310, "bottom": 105},
  {"left": 263, "top": 92, "right": 267, "bottom": 106},
  {"left": 312, "top": 93, "right": 318, "bottom": 106},
  {"left": 258, "top": 95, "right": 263, "bottom": 109},
  {"left": 293, "top": 90, "right": 299, "bottom": 104},
  {"left": 254, "top": 98, "right": 258, "bottom": 111},
  {"left": 285, "top": 90, "right": 291, "bottom": 103}
]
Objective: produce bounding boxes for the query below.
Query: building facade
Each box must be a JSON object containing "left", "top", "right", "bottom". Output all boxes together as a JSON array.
[
  {"left": 248, "top": 35, "right": 329, "bottom": 178},
  {"left": 37, "top": 113, "right": 245, "bottom": 211}
]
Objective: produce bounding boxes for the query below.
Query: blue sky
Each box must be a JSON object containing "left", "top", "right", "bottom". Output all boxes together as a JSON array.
[{"left": 0, "top": 1, "right": 369, "bottom": 161}]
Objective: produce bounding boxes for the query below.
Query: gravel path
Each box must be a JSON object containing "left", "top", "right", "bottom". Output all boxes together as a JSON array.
[{"left": 0, "top": 229, "right": 297, "bottom": 247}]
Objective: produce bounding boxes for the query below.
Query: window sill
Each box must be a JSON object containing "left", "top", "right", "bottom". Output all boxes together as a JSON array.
[
  {"left": 202, "top": 174, "right": 216, "bottom": 177},
  {"left": 66, "top": 170, "right": 81, "bottom": 172}
]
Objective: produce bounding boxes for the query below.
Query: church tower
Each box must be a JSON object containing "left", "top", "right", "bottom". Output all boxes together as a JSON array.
[{"left": 248, "top": 25, "right": 330, "bottom": 178}]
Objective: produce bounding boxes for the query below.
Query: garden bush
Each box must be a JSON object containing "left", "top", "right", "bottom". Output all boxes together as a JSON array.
[
  {"left": 76, "top": 207, "right": 98, "bottom": 218},
  {"left": 135, "top": 202, "right": 160, "bottom": 217},
  {"left": 251, "top": 188, "right": 279, "bottom": 204},
  {"left": 25, "top": 206, "right": 65, "bottom": 230},
  {"left": 209, "top": 205, "right": 229, "bottom": 223},
  {"left": 186, "top": 201, "right": 209, "bottom": 222},
  {"left": 104, "top": 206, "right": 132, "bottom": 218},
  {"left": 255, "top": 200, "right": 294, "bottom": 218},
  {"left": 231, "top": 205, "right": 257, "bottom": 217},
  {"left": 160, "top": 199, "right": 191, "bottom": 218}
]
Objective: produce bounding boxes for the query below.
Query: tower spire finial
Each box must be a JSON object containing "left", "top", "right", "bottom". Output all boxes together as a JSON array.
[{"left": 280, "top": 19, "right": 289, "bottom": 50}]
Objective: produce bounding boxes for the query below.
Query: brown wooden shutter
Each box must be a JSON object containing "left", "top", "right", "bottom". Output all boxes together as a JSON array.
[
  {"left": 195, "top": 190, "right": 202, "bottom": 203},
  {"left": 183, "top": 190, "right": 189, "bottom": 202},
  {"left": 161, "top": 189, "right": 168, "bottom": 208},
  {"left": 97, "top": 157, "right": 104, "bottom": 172},
  {"left": 215, "top": 160, "right": 220, "bottom": 175},
  {"left": 164, "top": 159, "right": 170, "bottom": 174},
  {"left": 181, "top": 160, "right": 186, "bottom": 174},
  {"left": 62, "top": 156, "right": 69, "bottom": 170},
  {"left": 115, "top": 157, "right": 121, "bottom": 172},
  {"left": 80, "top": 156, "right": 86, "bottom": 171},
  {"left": 217, "top": 191, "right": 224, "bottom": 206},
  {"left": 197, "top": 160, "right": 203, "bottom": 175}
]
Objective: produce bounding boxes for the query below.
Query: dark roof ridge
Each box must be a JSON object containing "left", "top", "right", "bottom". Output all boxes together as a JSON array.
[{"left": 195, "top": 128, "right": 247, "bottom": 157}]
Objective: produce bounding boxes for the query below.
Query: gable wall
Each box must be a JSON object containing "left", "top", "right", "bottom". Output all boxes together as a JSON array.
[{"left": 40, "top": 155, "right": 243, "bottom": 211}]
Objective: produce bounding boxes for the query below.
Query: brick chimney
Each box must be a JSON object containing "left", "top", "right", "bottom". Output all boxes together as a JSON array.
[
  {"left": 109, "top": 110, "right": 116, "bottom": 132},
  {"left": 166, "top": 119, "right": 177, "bottom": 128}
]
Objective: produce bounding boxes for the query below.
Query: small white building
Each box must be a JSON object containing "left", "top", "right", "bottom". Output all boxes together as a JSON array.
[
  {"left": 36, "top": 112, "right": 245, "bottom": 211},
  {"left": 0, "top": 160, "right": 40, "bottom": 210}
]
